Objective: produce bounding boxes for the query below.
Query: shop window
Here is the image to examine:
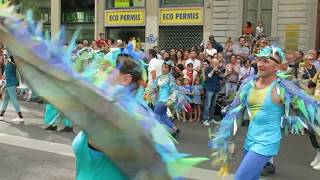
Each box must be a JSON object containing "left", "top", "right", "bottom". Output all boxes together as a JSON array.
[
  {"left": 107, "top": 27, "right": 145, "bottom": 43},
  {"left": 160, "top": 0, "right": 203, "bottom": 6},
  {"left": 107, "top": 0, "right": 145, "bottom": 9},
  {"left": 243, "top": 0, "right": 273, "bottom": 37}
]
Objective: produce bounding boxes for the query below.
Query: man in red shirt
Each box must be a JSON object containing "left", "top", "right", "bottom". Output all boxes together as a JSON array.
[{"left": 95, "top": 33, "right": 107, "bottom": 48}]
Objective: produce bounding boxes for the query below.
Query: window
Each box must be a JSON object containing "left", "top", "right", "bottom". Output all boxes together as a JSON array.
[
  {"left": 107, "top": 0, "right": 145, "bottom": 9},
  {"left": 62, "top": 11, "right": 94, "bottom": 23},
  {"left": 160, "top": 0, "right": 203, "bottom": 6},
  {"left": 243, "top": 0, "right": 273, "bottom": 37},
  {"left": 40, "top": 11, "right": 51, "bottom": 24},
  {"left": 107, "top": 27, "right": 145, "bottom": 43}
]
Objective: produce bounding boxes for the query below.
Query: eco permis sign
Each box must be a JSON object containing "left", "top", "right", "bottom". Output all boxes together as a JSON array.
[
  {"left": 105, "top": 10, "right": 145, "bottom": 26},
  {"left": 160, "top": 7, "right": 203, "bottom": 25}
]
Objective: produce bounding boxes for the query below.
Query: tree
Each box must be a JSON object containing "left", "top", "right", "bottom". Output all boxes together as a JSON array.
[{"left": 8, "top": 0, "right": 41, "bottom": 20}]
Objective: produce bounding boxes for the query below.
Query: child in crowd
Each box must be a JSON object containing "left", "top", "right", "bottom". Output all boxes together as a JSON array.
[
  {"left": 183, "top": 63, "right": 198, "bottom": 86},
  {"left": 182, "top": 77, "right": 193, "bottom": 122},
  {"left": 174, "top": 77, "right": 184, "bottom": 121},
  {"left": 256, "top": 21, "right": 264, "bottom": 39},
  {"left": 192, "top": 78, "right": 203, "bottom": 122}
]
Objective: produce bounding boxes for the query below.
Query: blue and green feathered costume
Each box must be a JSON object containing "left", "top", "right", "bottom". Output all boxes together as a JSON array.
[{"left": 209, "top": 47, "right": 320, "bottom": 176}]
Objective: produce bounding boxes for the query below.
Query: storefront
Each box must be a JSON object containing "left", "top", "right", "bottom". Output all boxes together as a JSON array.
[
  {"left": 105, "top": 0, "right": 146, "bottom": 43},
  {"left": 153, "top": 0, "right": 204, "bottom": 49},
  {"left": 158, "top": 6, "right": 203, "bottom": 49}
]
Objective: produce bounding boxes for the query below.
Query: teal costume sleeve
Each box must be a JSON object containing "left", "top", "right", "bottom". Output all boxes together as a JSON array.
[{"left": 72, "top": 131, "right": 128, "bottom": 180}]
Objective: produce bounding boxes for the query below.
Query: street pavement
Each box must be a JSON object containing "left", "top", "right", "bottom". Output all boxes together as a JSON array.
[{"left": 0, "top": 101, "right": 319, "bottom": 180}]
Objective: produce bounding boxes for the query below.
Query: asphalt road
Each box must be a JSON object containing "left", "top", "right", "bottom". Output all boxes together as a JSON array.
[{"left": 0, "top": 101, "right": 319, "bottom": 180}]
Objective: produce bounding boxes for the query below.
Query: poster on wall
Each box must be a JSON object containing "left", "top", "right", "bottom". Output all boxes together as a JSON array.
[{"left": 115, "top": 0, "right": 130, "bottom": 8}]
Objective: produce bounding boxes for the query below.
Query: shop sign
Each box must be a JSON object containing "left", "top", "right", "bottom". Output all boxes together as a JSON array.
[
  {"left": 115, "top": 0, "right": 130, "bottom": 8},
  {"left": 105, "top": 10, "right": 145, "bottom": 26},
  {"left": 160, "top": 7, "right": 203, "bottom": 25}
]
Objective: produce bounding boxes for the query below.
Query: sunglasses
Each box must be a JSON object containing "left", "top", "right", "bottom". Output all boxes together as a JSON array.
[{"left": 257, "top": 56, "right": 281, "bottom": 64}]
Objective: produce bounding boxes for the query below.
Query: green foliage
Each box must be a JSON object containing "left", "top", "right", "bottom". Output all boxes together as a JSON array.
[{"left": 8, "top": 0, "right": 41, "bottom": 20}]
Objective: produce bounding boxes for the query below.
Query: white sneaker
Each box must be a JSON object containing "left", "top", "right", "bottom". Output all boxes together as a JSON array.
[
  {"left": 211, "top": 118, "right": 220, "bottom": 125},
  {"left": 313, "top": 161, "right": 320, "bottom": 170},
  {"left": 203, "top": 120, "right": 210, "bottom": 126},
  {"left": 12, "top": 118, "right": 24, "bottom": 123},
  {"left": 311, "top": 152, "right": 320, "bottom": 167},
  {"left": 0, "top": 116, "right": 3, "bottom": 121}
]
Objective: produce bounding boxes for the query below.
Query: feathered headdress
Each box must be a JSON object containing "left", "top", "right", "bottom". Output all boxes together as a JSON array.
[{"left": 256, "top": 46, "right": 286, "bottom": 64}]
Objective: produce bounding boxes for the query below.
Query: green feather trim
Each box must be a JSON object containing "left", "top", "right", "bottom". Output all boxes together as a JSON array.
[{"left": 167, "top": 157, "right": 209, "bottom": 177}]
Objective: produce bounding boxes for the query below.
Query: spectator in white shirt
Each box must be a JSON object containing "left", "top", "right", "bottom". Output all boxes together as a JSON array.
[
  {"left": 204, "top": 41, "right": 217, "bottom": 57},
  {"left": 147, "top": 49, "right": 164, "bottom": 86},
  {"left": 239, "top": 58, "right": 254, "bottom": 82},
  {"left": 186, "top": 49, "right": 201, "bottom": 72},
  {"left": 256, "top": 21, "right": 264, "bottom": 39}
]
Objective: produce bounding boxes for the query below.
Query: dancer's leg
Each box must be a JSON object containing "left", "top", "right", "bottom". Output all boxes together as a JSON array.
[
  {"left": 308, "top": 129, "right": 320, "bottom": 167},
  {"left": 235, "top": 150, "right": 272, "bottom": 180},
  {"left": 63, "top": 118, "right": 73, "bottom": 128},
  {"left": 1, "top": 88, "right": 10, "bottom": 113},
  {"left": 154, "top": 101, "right": 174, "bottom": 130},
  {"left": 308, "top": 129, "right": 320, "bottom": 149},
  {"left": 6, "top": 86, "right": 21, "bottom": 113}
]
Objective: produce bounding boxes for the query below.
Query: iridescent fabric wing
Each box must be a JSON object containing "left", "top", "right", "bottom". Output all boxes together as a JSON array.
[{"left": 0, "top": 5, "right": 208, "bottom": 179}]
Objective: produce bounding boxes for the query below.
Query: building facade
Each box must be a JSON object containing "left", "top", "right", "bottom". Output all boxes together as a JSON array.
[
  {"left": 1, "top": 0, "right": 319, "bottom": 52},
  {"left": 210, "top": 0, "right": 318, "bottom": 52}
]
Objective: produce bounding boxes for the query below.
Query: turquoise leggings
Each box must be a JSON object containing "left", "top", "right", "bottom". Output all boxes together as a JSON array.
[
  {"left": 235, "top": 149, "right": 272, "bottom": 180},
  {"left": 2, "top": 86, "right": 21, "bottom": 113}
]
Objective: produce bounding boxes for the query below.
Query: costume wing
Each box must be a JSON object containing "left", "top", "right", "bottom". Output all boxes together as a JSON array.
[{"left": 0, "top": 5, "right": 208, "bottom": 179}]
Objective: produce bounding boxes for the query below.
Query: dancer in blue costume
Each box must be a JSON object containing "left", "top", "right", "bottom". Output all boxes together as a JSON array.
[
  {"left": 72, "top": 54, "right": 141, "bottom": 180},
  {"left": 43, "top": 103, "right": 73, "bottom": 132},
  {"left": 152, "top": 61, "right": 181, "bottom": 137},
  {"left": 209, "top": 47, "right": 320, "bottom": 179},
  {"left": 0, "top": 56, "right": 24, "bottom": 123}
]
